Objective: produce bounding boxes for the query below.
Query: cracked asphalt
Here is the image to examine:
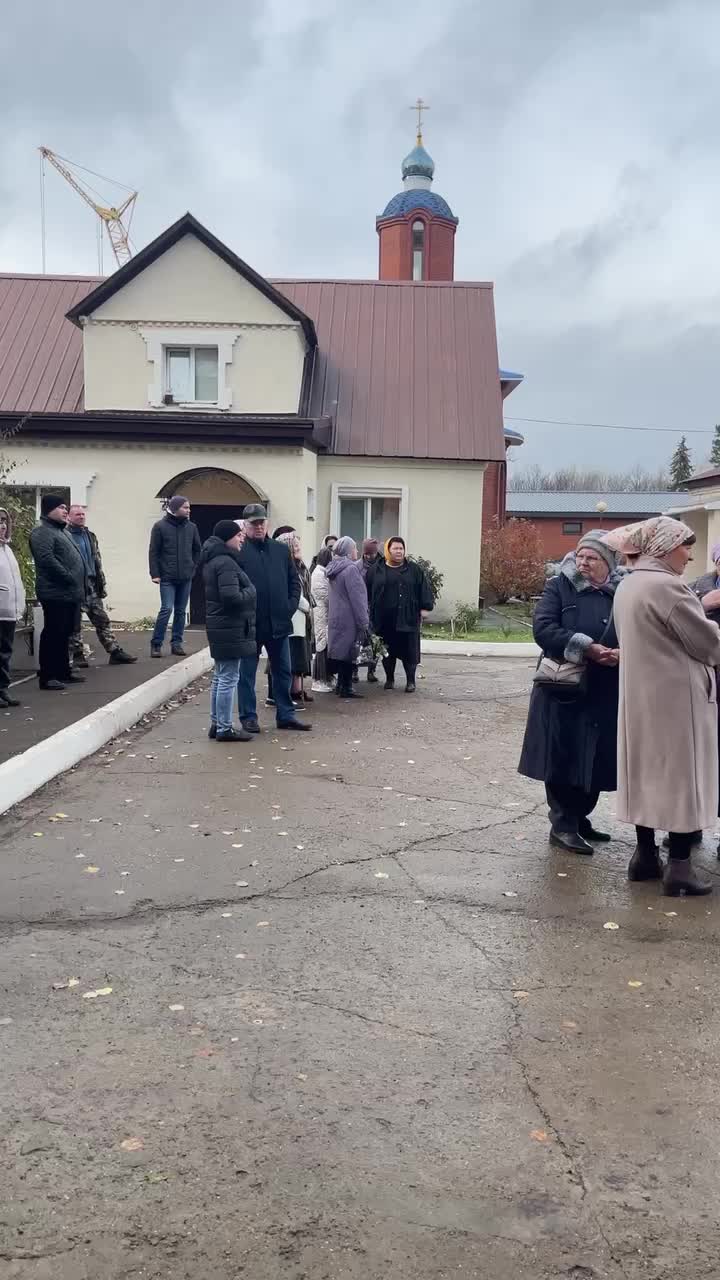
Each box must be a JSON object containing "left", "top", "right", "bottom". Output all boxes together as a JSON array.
[{"left": 1, "top": 654, "right": 720, "bottom": 1279}]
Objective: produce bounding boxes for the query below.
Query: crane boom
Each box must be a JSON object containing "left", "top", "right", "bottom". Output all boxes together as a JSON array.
[{"left": 39, "top": 146, "right": 137, "bottom": 268}]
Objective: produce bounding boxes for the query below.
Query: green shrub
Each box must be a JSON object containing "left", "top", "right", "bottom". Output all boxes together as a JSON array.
[
  {"left": 453, "top": 602, "right": 483, "bottom": 633},
  {"left": 411, "top": 555, "right": 444, "bottom": 604}
]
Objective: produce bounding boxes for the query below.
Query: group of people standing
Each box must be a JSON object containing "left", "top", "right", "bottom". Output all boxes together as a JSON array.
[
  {"left": 0, "top": 495, "right": 137, "bottom": 702},
  {"left": 520, "top": 515, "right": 720, "bottom": 896},
  {"left": 198, "top": 503, "right": 433, "bottom": 741}
]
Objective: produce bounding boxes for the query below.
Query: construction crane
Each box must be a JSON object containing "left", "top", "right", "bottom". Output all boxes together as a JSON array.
[{"left": 39, "top": 146, "right": 138, "bottom": 273}]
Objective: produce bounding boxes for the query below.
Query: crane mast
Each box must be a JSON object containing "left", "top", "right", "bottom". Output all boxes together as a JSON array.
[{"left": 39, "top": 147, "right": 138, "bottom": 272}]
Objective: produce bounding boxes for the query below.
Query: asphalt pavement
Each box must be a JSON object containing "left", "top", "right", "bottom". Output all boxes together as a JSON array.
[
  {"left": 1, "top": 628, "right": 207, "bottom": 766},
  {"left": 1, "top": 655, "right": 719, "bottom": 1279}
]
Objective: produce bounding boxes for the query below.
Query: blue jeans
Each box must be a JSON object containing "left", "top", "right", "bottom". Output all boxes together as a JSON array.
[
  {"left": 210, "top": 657, "right": 240, "bottom": 732},
  {"left": 238, "top": 636, "right": 296, "bottom": 725},
  {"left": 152, "top": 579, "right": 192, "bottom": 647}
]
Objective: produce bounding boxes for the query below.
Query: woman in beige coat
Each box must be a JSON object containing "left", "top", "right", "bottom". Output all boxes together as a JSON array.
[{"left": 613, "top": 516, "right": 720, "bottom": 895}]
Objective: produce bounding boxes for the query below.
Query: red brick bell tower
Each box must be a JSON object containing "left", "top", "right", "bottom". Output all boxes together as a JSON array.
[{"left": 376, "top": 100, "right": 458, "bottom": 282}]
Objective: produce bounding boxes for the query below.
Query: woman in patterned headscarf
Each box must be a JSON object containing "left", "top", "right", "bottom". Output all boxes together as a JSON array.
[{"left": 613, "top": 517, "right": 720, "bottom": 894}]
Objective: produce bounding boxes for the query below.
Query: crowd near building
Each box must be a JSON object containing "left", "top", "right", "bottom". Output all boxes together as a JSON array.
[{"left": 0, "top": 122, "right": 524, "bottom": 629}]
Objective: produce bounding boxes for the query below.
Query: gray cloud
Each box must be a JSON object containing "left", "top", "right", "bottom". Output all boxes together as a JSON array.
[{"left": 1, "top": 0, "right": 719, "bottom": 467}]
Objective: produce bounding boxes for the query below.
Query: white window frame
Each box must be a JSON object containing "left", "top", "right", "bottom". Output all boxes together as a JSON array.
[
  {"left": 330, "top": 483, "right": 408, "bottom": 544},
  {"left": 139, "top": 326, "right": 241, "bottom": 410},
  {"left": 164, "top": 345, "right": 219, "bottom": 406}
]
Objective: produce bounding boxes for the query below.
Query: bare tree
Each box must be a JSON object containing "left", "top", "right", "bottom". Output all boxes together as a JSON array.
[{"left": 507, "top": 464, "right": 670, "bottom": 493}]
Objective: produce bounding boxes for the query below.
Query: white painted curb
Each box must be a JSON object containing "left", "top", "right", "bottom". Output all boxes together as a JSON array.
[
  {"left": 422, "top": 640, "right": 539, "bottom": 657},
  {"left": 0, "top": 647, "right": 213, "bottom": 817}
]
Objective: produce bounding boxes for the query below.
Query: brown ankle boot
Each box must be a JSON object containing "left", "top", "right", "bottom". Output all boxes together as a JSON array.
[{"left": 663, "top": 858, "right": 713, "bottom": 896}]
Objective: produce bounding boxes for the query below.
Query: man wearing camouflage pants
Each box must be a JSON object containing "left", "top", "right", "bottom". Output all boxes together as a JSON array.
[{"left": 67, "top": 505, "right": 137, "bottom": 667}]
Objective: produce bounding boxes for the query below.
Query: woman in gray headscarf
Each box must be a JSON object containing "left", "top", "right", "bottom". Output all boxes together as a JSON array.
[
  {"left": 326, "top": 537, "right": 369, "bottom": 699},
  {"left": 519, "top": 530, "right": 622, "bottom": 855},
  {"left": 613, "top": 516, "right": 720, "bottom": 894}
]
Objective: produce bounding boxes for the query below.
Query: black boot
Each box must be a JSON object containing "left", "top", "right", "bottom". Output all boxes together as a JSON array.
[
  {"left": 109, "top": 648, "right": 138, "bottom": 664},
  {"left": 0, "top": 688, "right": 20, "bottom": 706},
  {"left": 549, "top": 829, "right": 594, "bottom": 855},
  {"left": 382, "top": 657, "right": 396, "bottom": 690},
  {"left": 404, "top": 665, "right": 417, "bottom": 693},
  {"left": 578, "top": 818, "right": 611, "bottom": 843},
  {"left": 663, "top": 858, "right": 713, "bottom": 896},
  {"left": 627, "top": 843, "right": 663, "bottom": 882},
  {"left": 171, "top": 642, "right": 187, "bottom": 657}
]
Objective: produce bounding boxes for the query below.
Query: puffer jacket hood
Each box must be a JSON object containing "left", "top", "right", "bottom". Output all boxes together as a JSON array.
[
  {"left": 325, "top": 555, "right": 356, "bottom": 582},
  {"left": 199, "top": 535, "right": 241, "bottom": 567}
]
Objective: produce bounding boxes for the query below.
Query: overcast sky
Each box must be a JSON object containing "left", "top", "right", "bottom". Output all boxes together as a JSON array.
[{"left": 2, "top": 0, "right": 719, "bottom": 472}]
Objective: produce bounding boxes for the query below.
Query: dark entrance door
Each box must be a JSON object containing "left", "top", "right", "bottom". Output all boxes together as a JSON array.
[{"left": 189, "top": 504, "right": 241, "bottom": 625}]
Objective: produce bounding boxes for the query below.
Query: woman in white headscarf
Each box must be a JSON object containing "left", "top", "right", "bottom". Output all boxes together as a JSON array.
[{"left": 613, "top": 516, "right": 720, "bottom": 894}]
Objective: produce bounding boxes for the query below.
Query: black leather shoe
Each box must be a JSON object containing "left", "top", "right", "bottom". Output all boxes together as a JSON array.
[
  {"left": 39, "top": 679, "right": 66, "bottom": 691},
  {"left": 578, "top": 821, "right": 611, "bottom": 843},
  {"left": 367, "top": 670, "right": 379, "bottom": 683},
  {"left": 109, "top": 648, "right": 138, "bottom": 664},
  {"left": 384, "top": 679, "right": 395, "bottom": 690},
  {"left": 405, "top": 680, "right": 416, "bottom": 693},
  {"left": 0, "top": 690, "right": 20, "bottom": 706},
  {"left": 241, "top": 718, "right": 261, "bottom": 734},
  {"left": 216, "top": 727, "right": 253, "bottom": 742},
  {"left": 549, "top": 829, "right": 594, "bottom": 855},
  {"left": 339, "top": 689, "right": 363, "bottom": 699},
  {"left": 627, "top": 844, "right": 663, "bottom": 882},
  {"left": 151, "top": 645, "right": 163, "bottom": 658},
  {"left": 277, "top": 719, "right": 312, "bottom": 731},
  {"left": 171, "top": 643, "right": 187, "bottom": 657},
  {"left": 208, "top": 724, "right": 217, "bottom": 739}
]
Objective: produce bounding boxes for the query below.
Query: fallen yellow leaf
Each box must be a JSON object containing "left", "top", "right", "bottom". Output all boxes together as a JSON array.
[{"left": 628, "top": 980, "right": 643, "bottom": 989}]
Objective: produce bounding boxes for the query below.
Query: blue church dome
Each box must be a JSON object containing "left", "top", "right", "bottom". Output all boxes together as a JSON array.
[
  {"left": 379, "top": 189, "right": 458, "bottom": 223},
  {"left": 401, "top": 142, "right": 435, "bottom": 180}
]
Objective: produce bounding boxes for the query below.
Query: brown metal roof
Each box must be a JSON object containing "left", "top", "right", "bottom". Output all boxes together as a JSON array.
[
  {"left": 274, "top": 279, "right": 504, "bottom": 461},
  {"left": 0, "top": 270, "right": 504, "bottom": 462},
  {"left": 0, "top": 273, "right": 98, "bottom": 416}
]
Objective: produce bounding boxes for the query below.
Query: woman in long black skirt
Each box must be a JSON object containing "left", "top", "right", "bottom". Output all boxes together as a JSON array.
[{"left": 367, "top": 537, "right": 433, "bottom": 693}]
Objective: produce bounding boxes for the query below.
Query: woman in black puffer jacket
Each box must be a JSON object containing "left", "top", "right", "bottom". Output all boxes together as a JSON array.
[{"left": 200, "top": 521, "right": 256, "bottom": 742}]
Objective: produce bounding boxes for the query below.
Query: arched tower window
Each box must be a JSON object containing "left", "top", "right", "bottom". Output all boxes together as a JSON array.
[{"left": 412, "top": 220, "right": 425, "bottom": 280}]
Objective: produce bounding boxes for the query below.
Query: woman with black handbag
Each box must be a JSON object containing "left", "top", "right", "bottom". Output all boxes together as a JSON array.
[{"left": 518, "top": 532, "right": 622, "bottom": 855}]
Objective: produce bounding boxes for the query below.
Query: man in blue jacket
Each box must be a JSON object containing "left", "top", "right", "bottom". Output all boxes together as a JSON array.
[{"left": 237, "top": 505, "right": 311, "bottom": 733}]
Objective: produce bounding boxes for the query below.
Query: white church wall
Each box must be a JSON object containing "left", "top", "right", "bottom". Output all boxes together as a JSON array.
[
  {"left": 82, "top": 235, "right": 306, "bottom": 415},
  {"left": 316, "top": 457, "right": 486, "bottom": 619},
  {"left": 1, "top": 441, "right": 318, "bottom": 620}
]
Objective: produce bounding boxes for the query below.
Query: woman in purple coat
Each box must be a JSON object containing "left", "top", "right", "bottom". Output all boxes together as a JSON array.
[{"left": 326, "top": 537, "right": 370, "bottom": 699}]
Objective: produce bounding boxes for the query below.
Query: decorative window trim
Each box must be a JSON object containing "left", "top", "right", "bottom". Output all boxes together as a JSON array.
[
  {"left": 330, "top": 483, "right": 408, "bottom": 543},
  {"left": 138, "top": 326, "right": 241, "bottom": 409}
]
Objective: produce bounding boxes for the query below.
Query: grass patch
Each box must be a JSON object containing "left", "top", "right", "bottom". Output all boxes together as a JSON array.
[{"left": 422, "top": 626, "right": 533, "bottom": 644}]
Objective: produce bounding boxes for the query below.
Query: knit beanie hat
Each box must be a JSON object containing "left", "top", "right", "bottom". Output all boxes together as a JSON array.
[
  {"left": 41, "top": 493, "right": 67, "bottom": 517},
  {"left": 167, "top": 495, "right": 189, "bottom": 515},
  {"left": 576, "top": 531, "right": 616, "bottom": 573},
  {"left": 213, "top": 519, "right": 242, "bottom": 543}
]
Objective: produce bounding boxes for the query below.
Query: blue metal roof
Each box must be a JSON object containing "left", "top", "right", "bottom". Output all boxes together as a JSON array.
[
  {"left": 507, "top": 492, "right": 687, "bottom": 516},
  {"left": 401, "top": 143, "right": 435, "bottom": 179},
  {"left": 378, "top": 189, "right": 458, "bottom": 222}
]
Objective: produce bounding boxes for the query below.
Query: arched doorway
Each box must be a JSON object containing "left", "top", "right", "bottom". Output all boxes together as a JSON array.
[{"left": 156, "top": 468, "right": 267, "bottom": 624}]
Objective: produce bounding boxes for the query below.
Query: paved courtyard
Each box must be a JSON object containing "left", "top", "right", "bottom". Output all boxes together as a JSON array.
[{"left": 1, "top": 654, "right": 719, "bottom": 1279}]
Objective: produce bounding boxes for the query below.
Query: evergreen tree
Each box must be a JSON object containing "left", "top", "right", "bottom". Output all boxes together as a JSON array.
[
  {"left": 710, "top": 424, "right": 720, "bottom": 467},
  {"left": 669, "top": 435, "right": 692, "bottom": 489}
]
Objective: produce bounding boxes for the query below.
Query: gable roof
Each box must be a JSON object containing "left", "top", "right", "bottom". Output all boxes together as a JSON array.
[
  {"left": 507, "top": 491, "right": 688, "bottom": 517},
  {"left": 0, "top": 244, "right": 509, "bottom": 462},
  {"left": 65, "top": 212, "right": 317, "bottom": 350}
]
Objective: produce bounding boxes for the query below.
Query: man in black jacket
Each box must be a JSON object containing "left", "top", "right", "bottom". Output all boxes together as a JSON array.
[
  {"left": 148, "top": 496, "right": 201, "bottom": 657},
  {"left": 29, "top": 495, "right": 87, "bottom": 691},
  {"left": 200, "top": 520, "right": 256, "bottom": 743},
  {"left": 237, "top": 504, "right": 310, "bottom": 732}
]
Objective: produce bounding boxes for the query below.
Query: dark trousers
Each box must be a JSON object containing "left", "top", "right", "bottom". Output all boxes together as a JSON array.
[
  {"left": 382, "top": 655, "right": 417, "bottom": 684},
  {"left": 335, "top": 660, "right": 354, "bottom": 695},
  {"left": 546, "top": 782, "right": 600, "bottom": 835},
  {"left": 0, "top": 619, "right": 16, "bottom": 691},
  {"left": 238, "top": 636, "right": 295, "bottom": 725},
  {"left": 636, "top": 826, "right": 695, "bottom": 860},
  {"left": 38, "top": 601, "right": 76, "bottom": 684}
]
